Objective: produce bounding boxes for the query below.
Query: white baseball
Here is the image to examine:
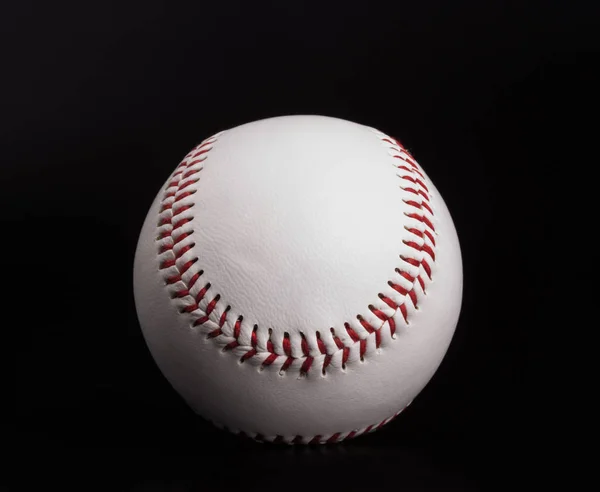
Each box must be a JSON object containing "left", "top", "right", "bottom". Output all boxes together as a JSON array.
[{"left": 133, "top": 115, "right": 462, "bottom": 444}]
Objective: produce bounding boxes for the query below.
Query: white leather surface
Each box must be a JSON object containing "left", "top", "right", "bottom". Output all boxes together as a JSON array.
[{"left": 133, "top": 115, "right": 462, "bottom": 442}]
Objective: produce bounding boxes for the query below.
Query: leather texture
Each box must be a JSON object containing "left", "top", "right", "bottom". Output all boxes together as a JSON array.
[{"left": 133, "top": 115, "right": 463, "bottom": 443}]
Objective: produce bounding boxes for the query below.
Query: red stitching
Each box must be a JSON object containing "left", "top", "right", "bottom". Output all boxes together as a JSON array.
[
  {"left": 416, "top": 179, "right": 429, "bottom": 192},
  {"left": 345, "top": 323, "right": 360, "bottom": 342},
  {"left": 205, "top": 294, "right": 219, "bottom": 313},
  {"left": 424, "top": 229, "right": 436, "bottom": 246},
  {"left": 405, "top": 212, "right": 435, "bottom": 232},
  {"left": 241, "top": 349, "right": 256, "bottom": 362},
  {"left": 284, "top": 333, "right": 294, "bottom": 356},
  {"left": 173, "top": 190, "right": 196, "bottom": 204},
  {"left": 156, "top": 130, "right": 437, "bottom": 381},
  {"left": 398, "top": 164, "right": 425, "bottom": 179},
  {"left": 177, "top": 178, "right": 200, "bottom": 191},
  {"left": 172, "top": 217, "right": 193, "bottom": 230},
  {"left": 172, "top": 204, "right": 194, "bottom": 217},
  {"left": 224, "top": 340, "right": 239, "bottom": 351},
  {"left": 332, "top": 330, "right": 344, "bottom": 349},
  {"left": 165, "top": 274, "right": 181, "bottom": 285},
  {"left": 281, "top": 357, "right": 294, "bottom": 372},
  {"left": 379, "top": 294, "right": 397, "bottom": 309},
  {"left": 375, "top": 328, "right": 382, "bottom": 348},
  {"left": 262, "top": 353, "right": 278, "bottom": 368},
  {"left": 174, "top": 232, "right": 192, "bottom": 245},
  {"left": 300, "top": 335, "right": 310, "bottom": 356},
  {"left": 358, "top": 314, "right": 375, "bottom": 333},
  {"left": 399, "top": 304, "right": 408, "bottom": 323},
  {"left": 191, "top": 148, "right": 212, "bottom": 159},
  {"left": 234, "top": 316, "right": 243, "bottom": 339},
  {"left": 175, "top": 243, "right": 195, "bottom": 259},
  {"left": 300, "top": 356, "right": 313, "bottom": 375},
  {"left": 188, "top": 271, "right": 202, "bottom": 289},
  {"left": 316, "top": 332, "right": 327, "bottom": 354},
  {"left": 342, "top": 347, "right": 350, "bottom": 367}
]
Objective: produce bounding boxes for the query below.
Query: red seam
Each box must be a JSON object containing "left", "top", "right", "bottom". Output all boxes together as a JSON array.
[
  {"left": 262, "top": 353, "right": 278, "bottom": 368},
  {"left": 397, "top": 164, "right": 425, "bottom": 179},
  {"left": 379, "top": 294, "right": 397, "bottom": 309},
  {"left": 188, "top": 271, "right": 201, "bottom": 289},
  {"left": 301, "top": 336, "right": 310, "bottom": 356},
  {"left": 416, "top": 179, "right": 429, "bottom": 192},
  {"left": 388, "top": 317, "right": 396, "bottom": 337},
  {"left": 422, "top": 260, "right": 432, "bottom": 279},
  {"left": 401, "top": 256, "right": 420, "bottom": 267},
  {"left": 333, "top": 333, "right": 344, "bottom": 349},
  {"left": 172, "top": 217, "right": 193, "bottom": 230},
  {"left": 358, "top": 315, "right": 376, "bottom": 334},
  {"left": 172, "top": 204, "right": 194, "bottom": 217},
  {"left": 300, "top": 356, "right": 313, "bottom": 375},
  {"left": 342, "top": 347, "right": 350, "bottom": 366},
  {"left": 424, "top": 229, "right": 436, "bottom": 246},
  {"left": 281, "top": 357, "right": 294, "bottom": 372},
  {"left": 344, "top": 323, "right": 360, "bottom": 342},
  {"left": 421, "top": 200, "right": 434, "bottom": 215},
  {"left": 241, "top": 349, "right": 256, "bottom": 362},
  {"left": 191, "top": 148, "right": 212, "bottom": 159},
  {"left": 225, "top": 340, "right": 239, "bottom": 351},
  {"left": 173, "top": 190, "right": 197, "bottom": 204},
  {"left": 316, "top": 333, "right": 327, "bottom": 354},
  {"left": 233, "top": 316, "right": 243, "bottom": 339},
  {"left": 283, "top": 335, "right": 292, "bottom": 356},
  {"left": 327, "top": 433, "right": 341, "bottom": 443},
  {"left": 177, "top": 178, "right": 200, "bottom": 191}
]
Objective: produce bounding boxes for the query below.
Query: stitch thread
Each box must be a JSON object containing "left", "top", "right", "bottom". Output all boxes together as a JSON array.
[{"left": 212, "top": 403, "right": 410, "bottom": 445}]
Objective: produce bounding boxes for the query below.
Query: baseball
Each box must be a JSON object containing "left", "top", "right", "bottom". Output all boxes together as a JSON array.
[{"left": 133, "top": 115, "right": 463, "bottom": 444}]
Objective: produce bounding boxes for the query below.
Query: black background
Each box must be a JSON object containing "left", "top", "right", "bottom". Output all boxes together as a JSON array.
[{"left": 5, "top": 1, "right": 596, "bottom": 489}]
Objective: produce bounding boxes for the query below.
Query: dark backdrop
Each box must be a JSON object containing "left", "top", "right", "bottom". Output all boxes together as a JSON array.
[{"left": 5, "top": 1, "right": 596, "bottom": 490}]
